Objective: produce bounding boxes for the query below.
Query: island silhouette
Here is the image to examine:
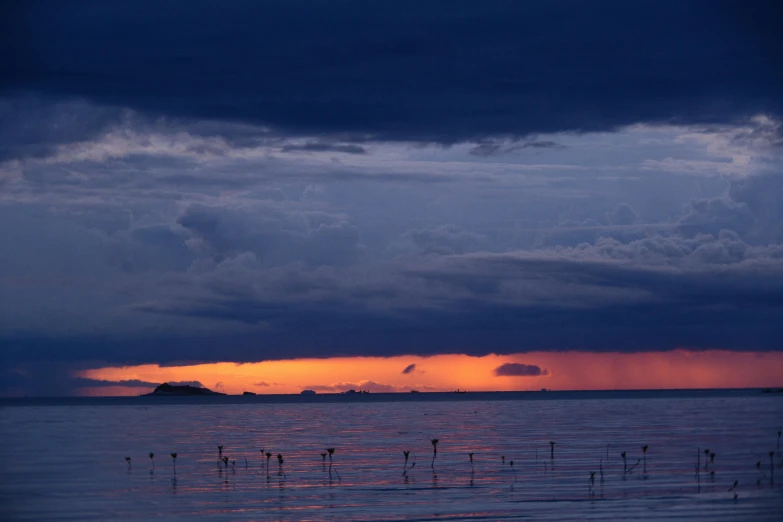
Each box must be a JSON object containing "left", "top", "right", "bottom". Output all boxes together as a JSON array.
[{"left": 143, "top": 383, "right": 226, "bottom": 396}]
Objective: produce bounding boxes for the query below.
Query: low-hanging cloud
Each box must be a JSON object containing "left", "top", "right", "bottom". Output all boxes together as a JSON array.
[{"left": 493, "top": 363, "right": 549, "bottom": 377}]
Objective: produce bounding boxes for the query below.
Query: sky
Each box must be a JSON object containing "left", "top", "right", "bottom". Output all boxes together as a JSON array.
[{"left": 1, "top": 1, "right": 782, "bottom": 396}]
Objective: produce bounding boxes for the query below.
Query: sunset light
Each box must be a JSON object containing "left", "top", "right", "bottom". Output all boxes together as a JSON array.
[{"left": 78, "top": 350, "right": 783, "bottom": 396}]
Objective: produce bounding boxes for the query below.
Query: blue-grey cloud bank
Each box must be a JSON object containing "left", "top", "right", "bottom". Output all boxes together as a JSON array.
[{"left": 0, "top": 1, "right": 782, "bottom": 395}]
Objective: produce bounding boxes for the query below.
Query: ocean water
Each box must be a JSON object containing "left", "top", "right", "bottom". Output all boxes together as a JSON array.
[{"left": 1, "top": 390, "right": 782, "bottom": 521}]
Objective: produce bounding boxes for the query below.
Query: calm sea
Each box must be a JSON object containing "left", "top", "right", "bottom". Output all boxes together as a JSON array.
[{"left": 1, "top": 390, "right": 782, "bottom": 520}]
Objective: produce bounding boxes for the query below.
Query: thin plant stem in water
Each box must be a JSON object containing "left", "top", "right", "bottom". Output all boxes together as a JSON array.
[
  {"left": 125, "top": 457, "right": 131, "bottom": 470},
  {"left": 431, "top": 439, "right": 439, "bottom": 469},
  {"left": 149, "top": 452, "right": 154, "bottom": 470},
  {"left": 265, "top": 452, "right": 272, "bottom": 478},
  {"left": 469, "top": 453, "right": 474, "bottom": 474},
  {"left": 642, "top": 445, "right": 648, "bottom": 474},
  {"left": 621, "top": 452, "right": 627, "bottom": 475},
  {"left": 550, "top": 441, "right": 555, "bottom": 460},
  {"left": 599, "top": 458, "right": 604, "bottom": 484},
  {"left": 170, "top": 453, "right": 177, "bottom": 472},
  {"left": 277, "top": 454, "right": 285, "bottom": 478}
]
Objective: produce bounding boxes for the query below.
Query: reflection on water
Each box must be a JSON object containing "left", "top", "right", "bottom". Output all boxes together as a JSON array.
[{"left": 1, "top": 392, "right": 782, "bottom": 520}]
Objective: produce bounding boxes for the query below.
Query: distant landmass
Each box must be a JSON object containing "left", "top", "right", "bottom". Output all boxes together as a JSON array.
[
  {"left": 242, "top": 391, "right": 256, "bottom": 396},
  {"left": 143, "top": 383, "right": 226, "bottom": 396}
]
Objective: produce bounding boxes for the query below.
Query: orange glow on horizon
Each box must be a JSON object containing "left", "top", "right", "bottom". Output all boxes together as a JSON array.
[{"left": 76, "top": 350, "right": 783, "bottom": 396}]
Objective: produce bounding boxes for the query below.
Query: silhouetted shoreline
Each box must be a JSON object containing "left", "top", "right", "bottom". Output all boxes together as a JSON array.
[{"left": 3, "top": 388, "right": 779, "bottom": 407}]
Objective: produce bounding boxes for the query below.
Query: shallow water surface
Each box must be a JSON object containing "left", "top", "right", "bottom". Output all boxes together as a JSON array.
[{"left": 1, "top": 391, "right": 782, "bottom": 520}]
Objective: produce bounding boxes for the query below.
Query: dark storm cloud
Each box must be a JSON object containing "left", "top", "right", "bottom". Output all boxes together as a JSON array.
[
  {"left": 71, "top": 378, "right": 159, "bottom": 388},
  {"left": 401, "top": 363, "right": 416, "bottom": 374},
  {"left": 493, "top": 363, "right": 548, "bottom": 377},
  {"left": 2, "top": 1, "right": 780, "bottom": 142}
]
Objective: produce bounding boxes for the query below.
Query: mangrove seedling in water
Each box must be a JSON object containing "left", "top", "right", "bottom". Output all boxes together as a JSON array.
[
  {"left": 149, "top": 452, "right": 155, "bottom": 469},
  {"left": 326, "top": 448, "right": 335, "bottom": 472},
  {"left": 218, "top": 445, "right": 223, "bottom": 458},
  {"left": 222, "top": 456, "right": 229, "bottom": 469},
  {"left": 321, "top": 452, "right": 327, "bottom": 462},
  {"left": 125, "top": 457, "right": 131, "bottom": 470},
  {"left": 469, "top": 453, "right": 474, "bottom": 473},
  {"left": 265, "top": 452, "right": 272, "bottom": 478},
  {"left": 703, "top": 449, "right": 711, "bottom": 471},
  {"left": 706, "top": 452, "right": 716, "bottom": 476},
  {"left": 326, "top": 448, "right": 340, "bottom": 481},
  {"left": 621, "top": 452, "right": 627, "bottom": 475},
  {"left": 642, "top": 445, "right": 648, "bottom": 474},
  {"left": 431, "top": 439, "right": 439, "bottom": 469},
  {"left": 277, "top": 454, "right": 284, "bottom": 476},
  {"left": 170, "top": 453, "right": 177, "bottom": 471},
  {"left": 402, "top": 451, "right": 416, "bottom": 476},
  {"left": 550, "top": 441, "right": 555, "bottom": 459}
]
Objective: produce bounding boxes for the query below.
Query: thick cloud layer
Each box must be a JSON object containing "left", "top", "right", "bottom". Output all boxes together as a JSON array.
[
  {"left": 1, "top": 3, "right": 782, "bottom": 395},
  {"left": 2, "top": 1, "right": 781, "bottom": 142}
]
